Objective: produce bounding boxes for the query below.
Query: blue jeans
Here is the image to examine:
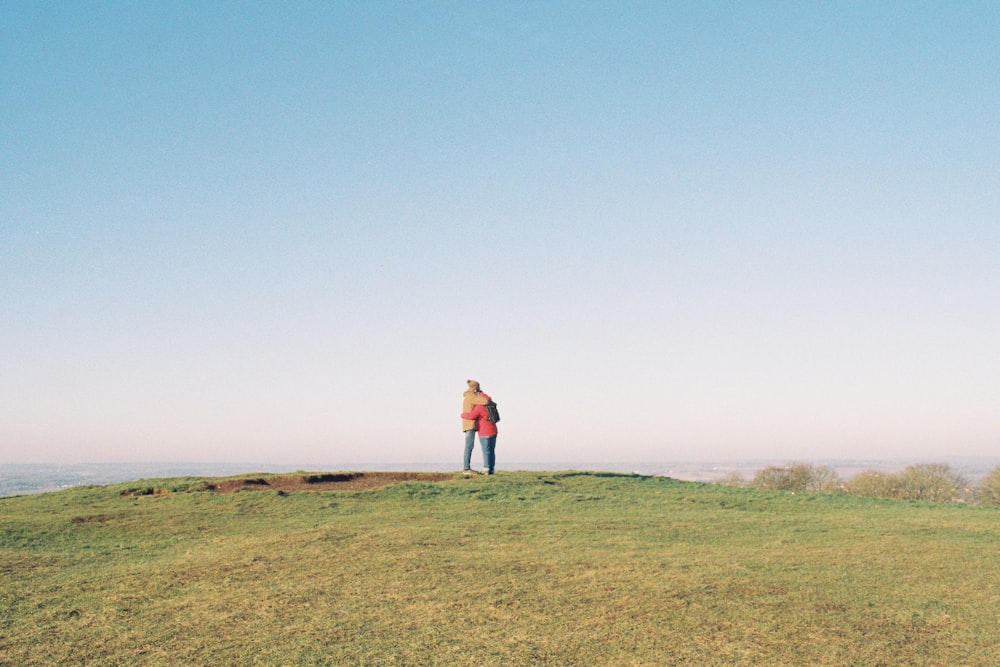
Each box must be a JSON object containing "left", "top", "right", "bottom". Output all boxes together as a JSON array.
[
  {"left": 463, "top": 430, "right": 476, "bottom": 470},
  {"left": 479, "top": 435, "right": 497, "bottom": 473}
]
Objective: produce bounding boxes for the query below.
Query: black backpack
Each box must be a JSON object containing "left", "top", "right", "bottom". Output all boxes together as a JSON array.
[{"left": 485, "top": 401, "right": 500, "bottom": 424}]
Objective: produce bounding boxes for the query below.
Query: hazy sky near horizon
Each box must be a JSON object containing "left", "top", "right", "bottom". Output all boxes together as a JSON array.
[{"left": 2, "top": 2, "right": 998, "bottom": 467}]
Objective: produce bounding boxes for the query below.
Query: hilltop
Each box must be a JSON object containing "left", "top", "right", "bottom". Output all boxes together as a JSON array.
[{"left": 2, "top": 471, "right": 998, "bottom": 665}]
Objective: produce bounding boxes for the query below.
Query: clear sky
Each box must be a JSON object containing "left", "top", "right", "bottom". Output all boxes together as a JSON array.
[{"left": 2, "top": 2, "right": 998, "bottom": 467}]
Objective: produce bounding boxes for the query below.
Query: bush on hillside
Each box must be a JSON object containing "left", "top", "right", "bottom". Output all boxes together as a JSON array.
[
  {"left": 977, "top": 466, "right": 1000, "bottom": 506},
  {"left": 807, "top": 464, "right": 843, "bottom": 493},
  {"left": 895, "top": 463, "right": 966, "bottom": 502},
  {"left": 723, "top": 462, "right": 986, "bottom": 505},
  {"left": 843, "top": 471, "right": 896, "bottom": 499},
  {"left": 843, "top": 464, "right": 965, "bottom": 503},
  {"left": 749, "top": 464, "right": 841, "bottom": 493}
]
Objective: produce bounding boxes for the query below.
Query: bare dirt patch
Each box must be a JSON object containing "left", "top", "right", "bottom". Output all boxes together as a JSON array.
[
  {"left": 202, "top": 472, "right": 454, "bottom": 494},
  {"left": 119, "top": 486, "right": 173, "bottom": 497}
]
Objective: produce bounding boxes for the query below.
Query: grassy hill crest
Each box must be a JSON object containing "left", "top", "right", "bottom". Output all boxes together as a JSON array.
[{"left": 2, "top": 470, "right": 998, "bottom": 665}]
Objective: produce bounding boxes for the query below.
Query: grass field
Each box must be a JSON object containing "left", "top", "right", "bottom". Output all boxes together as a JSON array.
[{"left": 2, "top": 471, "right": 999, "bottom": 666}]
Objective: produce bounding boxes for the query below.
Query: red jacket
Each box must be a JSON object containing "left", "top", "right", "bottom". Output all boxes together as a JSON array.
[{"left": 460, "top": 403, "right": 498, "bottom": 437}]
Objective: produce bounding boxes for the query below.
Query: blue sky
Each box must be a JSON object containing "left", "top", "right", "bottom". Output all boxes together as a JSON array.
[{"left": 2, "top": 2, "right": 998, "bottom": 467}]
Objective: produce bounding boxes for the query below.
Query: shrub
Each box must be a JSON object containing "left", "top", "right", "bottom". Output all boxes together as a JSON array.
[
  {"left": 976, "top": 466, "right": 1000, "bottom": 506},
  {"left": 844, "top": 463, "right": 964, "bottom": 503},
  {"left": 894, "top": 463, "right": 965, "bottom": 503},
  {"left": 845, "top": 464, "right": 965, "bottom": 503},
  {"left": 749, "top": 464, "right": 841, "bottom": 493},
  {"left": 750, "top": 466, "right": 803, "bottom": 492},
  {"left": 843, "top": 471, "right": 895, "bottom": 499},
  {"left": 808, "top": 465, "right": 843, "bottom": 493}
]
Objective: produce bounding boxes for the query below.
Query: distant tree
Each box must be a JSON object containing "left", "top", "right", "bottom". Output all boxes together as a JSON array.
[
  {"left": 893, "top": 463, "right": 965, "bottom": 503},
  {"left": 750, "top": 466, "right": 801, "bottom": 492},
  {"left": 808, "top": 465, "right": 843, "bottom": 493},
  {"left": 843, "top": 470, "right": 895, "bottom": 499},
  {"left": 749, "top": 464, "right": 841, "bottom": 493},
  {"left": 976, "top": 466, "right": 1000, "bottom": 506},
  {"left": 843, "top": 465, "right": 965, "bottom": 503}
]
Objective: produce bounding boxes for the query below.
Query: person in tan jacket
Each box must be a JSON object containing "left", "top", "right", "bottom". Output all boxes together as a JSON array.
[{"left": 462, "top": 379, "right": 490, "bottom": 474}]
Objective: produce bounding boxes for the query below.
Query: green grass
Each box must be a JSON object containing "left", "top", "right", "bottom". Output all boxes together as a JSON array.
[{"left": 2, "top": 471, "right": 999, "bottom": 666}]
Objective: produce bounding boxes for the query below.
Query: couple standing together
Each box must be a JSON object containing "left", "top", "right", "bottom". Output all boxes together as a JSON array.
[{"left": 461, "top": 379, "right": 498, "bottom": 475}]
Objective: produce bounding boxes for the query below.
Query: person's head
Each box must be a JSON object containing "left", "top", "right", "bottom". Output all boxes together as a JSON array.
[{"left": 467, "top": 379, "right": 481, "bottom": 393}]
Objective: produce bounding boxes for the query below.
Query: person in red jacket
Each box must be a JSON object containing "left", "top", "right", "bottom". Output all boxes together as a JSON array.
[
  {"left": 462, "top": 380, "right": 490, "bottom": 473},
  {"left": 461, "top": 398, "right": 498, "bottom": 475}
]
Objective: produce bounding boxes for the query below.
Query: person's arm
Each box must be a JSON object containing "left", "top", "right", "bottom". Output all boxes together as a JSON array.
[
  {"left": 461, "top": 404, "right": 485, "bottom": 420},
  {"left": 469, "top": 393, "right": 489, "bottom": 406}
]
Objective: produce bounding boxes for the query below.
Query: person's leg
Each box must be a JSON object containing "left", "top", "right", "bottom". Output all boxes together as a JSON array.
[
  {"left": 463, "top": 430, "right": 476, "bottom": 470},
  {"left": 480, "top": 435, "right": 496, "bottom": 474}
]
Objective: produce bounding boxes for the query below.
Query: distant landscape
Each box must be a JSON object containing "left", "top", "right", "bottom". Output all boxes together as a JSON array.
[{"left": 3, "top": 457, "right": 998, "bottom": 498}]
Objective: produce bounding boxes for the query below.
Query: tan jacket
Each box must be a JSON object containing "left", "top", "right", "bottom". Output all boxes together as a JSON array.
[{"left": 462, "top": 391, "right": 490, "bottom": 431}]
